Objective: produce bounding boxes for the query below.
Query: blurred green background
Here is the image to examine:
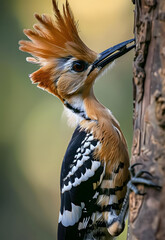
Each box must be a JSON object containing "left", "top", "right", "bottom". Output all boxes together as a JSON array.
[{"left": 0, "top": 0, "right": 134, "bottom": 239}]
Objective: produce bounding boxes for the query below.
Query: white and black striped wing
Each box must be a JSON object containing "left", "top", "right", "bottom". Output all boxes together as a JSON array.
[{"left": 58, "top": 126, "right": 105, "bottom": 240}]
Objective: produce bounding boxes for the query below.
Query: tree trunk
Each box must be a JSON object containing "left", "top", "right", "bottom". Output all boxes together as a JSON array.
[{"left": 128, "top": 0, "right": 165, "bottom": 239}]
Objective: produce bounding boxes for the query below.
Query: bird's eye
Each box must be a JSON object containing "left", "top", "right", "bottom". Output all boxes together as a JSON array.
[{"left": 72, "top": 60, "right": 88, "bottom": 72}]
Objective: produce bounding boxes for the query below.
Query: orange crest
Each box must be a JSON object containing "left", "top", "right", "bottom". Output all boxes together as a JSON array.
[{"left": 19, "top": 0, "right": 96, "bottom": 97}]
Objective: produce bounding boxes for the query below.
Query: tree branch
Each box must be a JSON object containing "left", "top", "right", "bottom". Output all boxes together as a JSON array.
[{"left": 128, "top": 0, "right": 165, "bottom": 239}]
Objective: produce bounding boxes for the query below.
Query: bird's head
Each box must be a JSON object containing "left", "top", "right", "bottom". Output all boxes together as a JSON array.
[{"left": 19, "top": 0, "right": 134, "bottom": 109}]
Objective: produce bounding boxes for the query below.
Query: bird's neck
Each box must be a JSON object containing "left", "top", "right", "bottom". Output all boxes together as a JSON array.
[
  {"left": 63, "top": 96, "right": 90, "bottom": 121},
  {"left": 63, "top": 88, "right": 119, "bottom": 129}
]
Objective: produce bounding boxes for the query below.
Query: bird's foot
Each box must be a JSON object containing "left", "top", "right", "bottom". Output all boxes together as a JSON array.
[{"left": 127, "top": 163, "right": 161, "bottom": 195}]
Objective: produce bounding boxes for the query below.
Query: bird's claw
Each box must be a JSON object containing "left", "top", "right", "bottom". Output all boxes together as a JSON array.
[
  {"left": 129, "top": 163, "right": 143, "bottom": 176},
  {"left": 127, "top": 163, "right": 162, "bottom": 195},
  {"left": 136, "top": 170, "right": 153, "bottom": 178}
]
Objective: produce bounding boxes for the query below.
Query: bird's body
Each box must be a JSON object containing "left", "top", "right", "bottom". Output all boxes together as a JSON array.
[
  {"left": 58, "top": 97, "right": 130, "bottom": 239},
  {"left": 19, "top": 1, "right": 134, "bottom": 239},
  {"left": 58, "top": 127, "right": 129, "bottom": 239}
]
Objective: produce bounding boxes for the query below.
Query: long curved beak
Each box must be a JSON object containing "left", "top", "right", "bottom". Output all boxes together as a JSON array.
[{"left": 88, "top": 39, "right": 135, "bottom": 75}]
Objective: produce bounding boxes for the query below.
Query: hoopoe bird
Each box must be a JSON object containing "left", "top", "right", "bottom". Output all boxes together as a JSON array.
[{"left": 19, "top": 0, "right": 135, "bottom": 239}]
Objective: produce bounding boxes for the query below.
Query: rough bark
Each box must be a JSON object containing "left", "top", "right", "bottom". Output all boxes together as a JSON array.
[{"left": 128, "top": 0, "right": 165, "bottom": 239}]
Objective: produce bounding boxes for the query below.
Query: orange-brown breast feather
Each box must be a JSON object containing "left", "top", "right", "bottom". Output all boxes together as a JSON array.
[
  {"left": 19, "top": 0, "right": 96, "bottom": 96},
  {"left": 80, "top": 96, "right": 130, "bottom": 208},
  {"left": 81, "top": 96, "right": 130, "bottom": 170}
]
